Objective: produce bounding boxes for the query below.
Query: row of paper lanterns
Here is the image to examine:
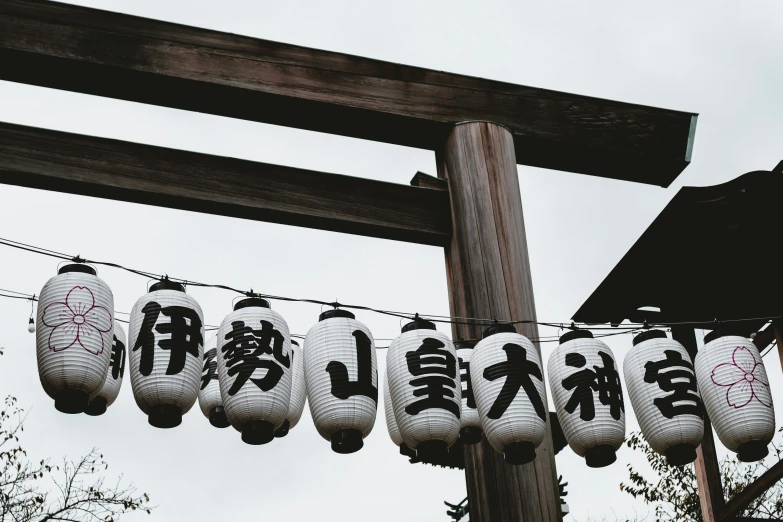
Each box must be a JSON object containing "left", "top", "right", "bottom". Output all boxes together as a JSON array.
[{"left": 35, "top": 264, "right": 777, "bottom": 466}]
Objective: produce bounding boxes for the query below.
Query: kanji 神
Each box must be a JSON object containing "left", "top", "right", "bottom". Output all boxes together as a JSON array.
[
  {"left": 458, "top": 354, "right": 476, "bottom": 410},
  {"left": 221, "top": 320, "right": 290, "bottom": 396},
  {"left": 110, "top": 333, "right": 126, "bottom": 380},
  {"left": 132, "top": 301, "right": 203, "bottom": 376},
  {"left": 404, "top": 338, "right": 460, "bottom": 417},
  {"left": 644, "top": 350, "right": 703, "bottom": 419},
  {"left": 201, "top": 347, "right": 218, "bottom": 390},
  {"left": 561, "top": 351, "right": 624, "bottom": 421},
  {"left": 483, "top": 343, "right": 546, "bottom": 421},
  {"left": 326, "top": 330, "right": 378, "bottom": 402}
]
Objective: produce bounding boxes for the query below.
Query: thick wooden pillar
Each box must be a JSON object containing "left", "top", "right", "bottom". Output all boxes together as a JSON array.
[
  {"left": 438, "top": 122, "right": 560, "bottom": 522},
  {"left": 671, "top": 325, "right": 724, "bottom": 522}
]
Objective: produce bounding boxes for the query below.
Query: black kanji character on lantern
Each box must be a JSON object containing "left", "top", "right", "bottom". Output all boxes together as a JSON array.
[
  {"left": 221, "top": 320, "right": 290, "bottom": 396},
  {"left": 132, "top": 302, "right": 203, "bottom": 377},
  {"left": 201, "top": 347, "right": 218, "bottom": 390},
  {"left": 326, "top": 330, "right": 378, "bottom": 403},
  {"left": 110, "top": 333, "right": 126, "bottom": 380},
  {"left": 561, "top": 351, "right": 624, "bottom": 421},
  {"left": 562, "top": 353, "right": 598, "bottom": 421},
  {"left": 484, "top": 343, "right": 546, "bottom": 421},
  {"left": 405, "top": 338, "right": 460, "bottom": 417},
  {"left": 644, "top": 350, "right": 703, "bottom": 419},
  {"left": 458, "top": 355, "right": 475, "bottom": 410}
]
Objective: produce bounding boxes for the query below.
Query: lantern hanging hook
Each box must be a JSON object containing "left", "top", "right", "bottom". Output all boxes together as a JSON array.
[
  {"left": 330, "top": 300, "right": 341, "bottom": 309},
  {"left": 643, "top": 320, "right": 650, "bottom": 330},
  {"left": 569, "top": 321, "right": 577, "bottom": 331},
  {"left": 71, "top": 254, "right": 85, "bottom": 264}
]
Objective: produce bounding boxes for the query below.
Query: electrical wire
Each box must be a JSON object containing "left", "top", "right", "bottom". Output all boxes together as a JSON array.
[{"left": 0, "top": 235, "right": 780, "bottom": 333}]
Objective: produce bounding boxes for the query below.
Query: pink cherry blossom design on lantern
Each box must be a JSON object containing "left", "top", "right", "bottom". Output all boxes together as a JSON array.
[
  {"left": 42, "top": 286, "right": 112, "bottom": 354},
  {"left": 711, "top": 346, "right": 771, "bottom": 409}
]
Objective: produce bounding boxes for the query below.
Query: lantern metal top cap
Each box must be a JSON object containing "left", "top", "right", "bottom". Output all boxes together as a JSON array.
[
  {"left": 58, "top": 263, "right": 96, "bottom": 276},
  {"left": 632, "top": 329, "right": 667, "bottom": 346},
  {"left": 291, "top": 339, "right": 299, "bottom": 346},
  {"left": 454, "top": 340, "right": 476, "bottom": 349},
  {"left": 482, "top": 323, "right": 516, "bottom": 338},
  {"left": 150, "top": 278, "right": 185, "bottom": 293},
  {"left": 234, "top": 297, "right": 271, "bottom": 311},
  {"left": 559, "top": 329, "right": 593, "bottom": 344},
  {"left": 319, "top": 309, "right": 355, "bottom": 321},
  {"left": 402, "top": 317, "right": 436, "bottom": 333},
  {"left": 704, "top": 328, "right": 748, "bottom": 345}
]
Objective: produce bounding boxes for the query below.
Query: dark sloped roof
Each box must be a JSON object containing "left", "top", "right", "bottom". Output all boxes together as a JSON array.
[{"left": 573, "top": 161, "right": 783, "bottom": 332}]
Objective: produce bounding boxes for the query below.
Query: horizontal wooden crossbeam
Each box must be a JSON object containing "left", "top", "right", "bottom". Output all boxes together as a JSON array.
[
  {"left": 0, "top": 0, "right": 696, "bottom": 187},
  {"left": 0, "top": 122, "right": 451, "bottom": 245}
]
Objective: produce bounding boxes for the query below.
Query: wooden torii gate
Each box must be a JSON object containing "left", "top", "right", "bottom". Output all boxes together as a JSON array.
[{"left": 0, "top": 1, "right": 697, "bottom": 520}]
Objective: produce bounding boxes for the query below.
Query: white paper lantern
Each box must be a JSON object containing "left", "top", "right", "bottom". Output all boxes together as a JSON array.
[
  {"left": 548, "top": 330, "right": 625, "bottom": 467},
  {"left": 216, "top": 297, "right": 292, "bottom": 444},
  {"left": 694, "top": 330, "right": 775, "bottom": 462},
  {"left": 275, "top": 339, "right": 307, "bottom": 437},
  {"left": 387, "top": 318, "right": 461, "bottom": 456},
  {"left": 36, "top": 264, "right": 114, "bottom": 414},
  {"left": 86, "top": 321, "right": 127, "bottom": 416},
  {"left": 128, "top": 279, "right": 204, "bottom": 429},
  {"left": 383, "top": 367, "right": 404, "bottom": 447},
  {"left": 303, "top": 309, "right": 378, "bottom": 453},
  {"left": 471, "top": 325, "right": 548, "bottom": 464},
  {"left": 198, "top": 336, "right": 229, "bottom": 428},
  {"left": 455, "top": 340, "right": 482, "bottom": 445},
  {"left": 624, "top": 330, "right": 704, "bottom": 465}
]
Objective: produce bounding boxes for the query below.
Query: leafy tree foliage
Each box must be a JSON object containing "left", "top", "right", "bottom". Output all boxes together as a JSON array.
[
  {"left": 620, "top": 430, "right": 783, "bottom": 521},
  {"left": 0, "top": 396, "right": 153, "bottom": 522}
]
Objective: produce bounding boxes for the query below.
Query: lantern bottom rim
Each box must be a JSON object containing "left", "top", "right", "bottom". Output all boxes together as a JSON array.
[
  {"left": 85, "top": 396, "right": 107, "bottom": 417},
  {"left": 665, "top": 443, "right": 697, "bottom": 466},
  {"left": 242, "top": 421, "right": 275, "bottom": 445},
  {"left": 399, "top": 444, "right": 415, "bottom": 458},
  {"left": 208, "top": 406, "right": 230, "bottom": 429},
  {"left": 274, "top": 419, "right": 291, "bottom": 438},
  {"left": 459, "top": 427, "right": 482, "bottom": 445},
  {"left": 54, "top": 389, "right": 89, "bottom": 414},
  {"left": 148, "top": 405, "right": 182, "bottom": 429},
  {"left": 503, "top": 442, "right": 536, "bottom": 465},
  {"left": 585, "top": 445, "right": 617, "bottom": 468},
  {"left": 331, "top": 429, "right": 364, "bottom": 454},
  {"left": 738, "top": 440, "right": 769, "bottom": 462},
  {"left": 416, "top": 439, "right": 449, "bottom": 460}
]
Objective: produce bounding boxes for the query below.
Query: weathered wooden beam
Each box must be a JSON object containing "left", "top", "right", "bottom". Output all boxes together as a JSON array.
[
  {"left": 0, "top": 122, "right": 451, "bottom": 245},
  {"left": 440, "top": 122, "right": 560, "bottom": 522},
  {"left": 721, "top": 460, "right": 783, "bottom": 521},
  {"left": 0, "top": 0, "right": 696, "bottom": 187},
  {"left": 671, "top": 325, "right": 725, "bottom": 522}
]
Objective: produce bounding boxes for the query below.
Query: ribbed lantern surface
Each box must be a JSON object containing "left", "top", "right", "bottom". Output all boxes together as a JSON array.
[
  {"left": 387, "top": 318, "right": 461, "bottom": 456},
  {"left": 456, "top": 341, "right": 481, "bottom": 445},
  {"left": 383, "top": 368, "right": 404, "bottom": 447},
  {"left": 128, "top": 280, "right": 204, "bottom": 429},
  {"left": 216, "top": 297, "right": 292, "bottom": 445},
  {"left": 624, "top": 330, "right": 704, "bottom": 465},
  {"left": 694, "top": 331, "right": 775, "bottom": 462},
  {"left": 36, "top": 264, "right": 114, "bottom": 414},
  {"left": 198, "top": 336, "right": 229, "bottom": 428},
  {"left": 548, "top": 329, "right": 625, "bottom": 468},
  {"left": 275, "top": 339, "right": 307, "bottom": 437},
  {"left": 471, "top": 324, "right": 547, "bottom": 465},
  {"left": 304, "top": 309, "right": 378, "bottom": 454},
  {"left": 86, "top": 321, "right": 127, "bottom": 416}
]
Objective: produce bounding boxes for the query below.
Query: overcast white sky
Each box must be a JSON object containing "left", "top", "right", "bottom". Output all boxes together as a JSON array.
[{"left": 1, "top": 1, "right": 782, "bottom": 521}]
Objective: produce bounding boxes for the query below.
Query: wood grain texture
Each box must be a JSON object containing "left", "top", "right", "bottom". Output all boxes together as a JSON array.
[
  {"left": 0, "top": 122, "right": 451, "bottom": 245},
  {"left": 0, "top": 0, "right": 696, "bottom": 186},
  {"left": 671, "top": 326, "right": 724, "bottom": 522},
  {"left": 439, "top": 122, "right": 559, "bottom": 522}
]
